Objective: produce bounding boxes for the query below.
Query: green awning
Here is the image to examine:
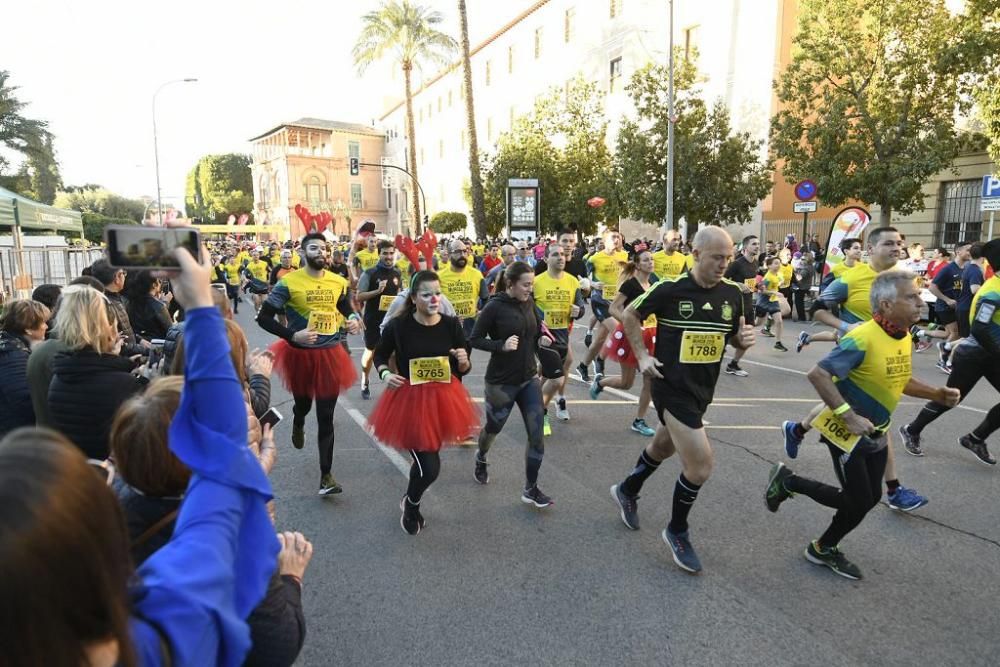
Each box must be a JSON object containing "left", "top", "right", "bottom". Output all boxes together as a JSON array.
[{"left": 0, "top": 186, "right": 83, "bottom": 235}]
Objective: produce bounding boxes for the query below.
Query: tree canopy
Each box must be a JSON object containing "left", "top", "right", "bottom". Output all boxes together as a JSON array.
[
  {"left": 428, "top": 210, "right": 468, "bottom": 234},
  {"left": 54, "top": 185, "right": 146, "bottom": 221},
  {"left": 185, "top": 154, "right": 253, "bottom": 223}
]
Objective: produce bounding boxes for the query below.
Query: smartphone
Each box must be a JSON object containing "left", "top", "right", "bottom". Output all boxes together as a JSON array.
[
  {"left": 259, "top": 407, "right": 283, "bottom": 430},
  {"left": 104, "top": 225, "right": 202, "bottom": 270}
]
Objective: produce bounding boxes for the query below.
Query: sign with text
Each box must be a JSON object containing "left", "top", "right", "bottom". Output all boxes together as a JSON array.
[
  {"left": 507, "top": 178, "right": 540, "bottom": 232},
  {"left": 793, "top": 201, "right": 818, "bottom": 213},
  {"left": 982, "top": 175, "right": 1000, "bottom": 199}
]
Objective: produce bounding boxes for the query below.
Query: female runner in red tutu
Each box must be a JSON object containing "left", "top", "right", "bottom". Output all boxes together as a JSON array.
[
  {"left": 590, "top": 249, "right": 660, "bottom": 437},
  {"left": 369, "top": 270, "right": 479, "bottom": 535}
]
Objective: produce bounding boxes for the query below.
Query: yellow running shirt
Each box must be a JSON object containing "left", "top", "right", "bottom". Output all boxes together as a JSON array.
[
  {"left": 246, "top": 259, "right": 270, "bottom": 282},
  {"left": 437, "top": 264, "right": 484, "bottom": 318},
  {"left": 590, "top": 250, "right": 629, "bottom": 301},
  {"left": 354, "top": 249, "right": 380, "bottom": 272},
  {"left": 652, "top": 251, "right": 693, "bottom": 280},
  {"left": 533, "top": 271, "right": 580, "bottom": 330},
  {"left": 762, "top": 271, "right": 782, "bottom": 302}
]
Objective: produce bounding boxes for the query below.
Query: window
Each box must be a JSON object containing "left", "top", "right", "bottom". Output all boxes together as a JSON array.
[
  {"left": 307, "top": 176, "right": 325, "bottom": 208},
  {"left": 348, "top": 140, "right": 360, "bottom": 160},
  {"left": 508, "top": 45, "right": 515, "bottom": 74},
  {"left": 936, "top": 179, "right": 983, "bottom": 246},
  {"left": 350, "top": 183, "right": 363, "bottom": 209},
  {"left": 534, "top": 27, "right": 543, "bottom": 59},
  {"left": 385, "top": 187, "right": 391, "bottom": 209},
  {"left": 259, "top": 174, "right": 270, "bottom": 209},
  {"left": 684, "top": 25, "right": 700, "bottom": 61},
  {"left": 610, "top": 0, "right": 622, "bottom": 19},
  {"left": 565, "top": 8, "right": 575, "bottom": 43},
  {"left": 486, "top": 60, "right": 492, "bottom": 86},
  {"left": 609, "top": 57, "right": 623, "bottom": 93}
]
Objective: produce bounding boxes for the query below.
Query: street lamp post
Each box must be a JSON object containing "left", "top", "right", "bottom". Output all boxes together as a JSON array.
[
  {"left": 665, "top": 0, "right": 675, "bottom": 232},
  {"left": 152, "top": 78, "right": 197, "bottom": 225}
]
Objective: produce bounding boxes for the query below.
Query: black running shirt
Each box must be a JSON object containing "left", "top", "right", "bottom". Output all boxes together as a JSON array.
[{"left": 630, "top": 274, "right": 748, "bottom": 409}]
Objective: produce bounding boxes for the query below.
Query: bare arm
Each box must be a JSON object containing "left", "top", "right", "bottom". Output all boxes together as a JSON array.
[
  {"left": 903, "top": 377, "right": 960, "bottom": 405},
  {"left": 806, "top": 365, "right": 875, "bottom": 435},
  {"left": 927, "top": 282, "right": 954, "bottom": 307},
  {"left": 608, "top": 292, "right": 629, "bottom": 321}
]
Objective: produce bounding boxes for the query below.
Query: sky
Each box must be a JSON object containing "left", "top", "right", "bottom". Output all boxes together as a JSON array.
[{"left": 2, "top": 0, "right": 536, "bottom": 208}]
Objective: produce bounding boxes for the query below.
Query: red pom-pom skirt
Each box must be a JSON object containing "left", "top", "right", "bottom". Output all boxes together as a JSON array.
[
  {"left": 600, "top": 323, "right": 656, "bottom": 368},
  {"left": 368, "top": 378, "right": 480, "bottom": 452},
  {"left": 269, "top": 340, "right": 356, "bottom": 399}
]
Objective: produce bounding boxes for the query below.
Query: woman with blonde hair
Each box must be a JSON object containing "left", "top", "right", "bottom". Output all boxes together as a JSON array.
[{"left": 47, "top": 285, "right": 146, "bottom": 459}]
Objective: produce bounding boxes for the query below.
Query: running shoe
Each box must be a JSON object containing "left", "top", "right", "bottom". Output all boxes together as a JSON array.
[
  {"left": 937, "top": 341, "right": 950, "bottom": 364},
  {"left": 474, "top": 455, "right": 489, "bottom": 484},
  {"left": 590, "top": 375, "right": 604, "bottom": 400},
  {"left": 521, "top": 485, "right": 554, "bottom": 508},
  {"left": 759, "top": 328, "right": 775, "bottom": 337},
  {"left": 959, "top": 434, "right": 997, "bottom": 465},
  {"left": 361, "top": 385, "right": 371, "bottom": 400},
  {"left": 913, "top": 337, "right": 933, "bottom": 353},
  {"left": 936, "top": 360, "right": 951, "bottom": 375},
  {"left": 555, "top": 397, "right": 570, "bottom": 421},
  {"left": 662, "top": 527, "right": 702, "bottom": 573},
  {"left": 292, "top": 424, "right": 305, "bottom": 450},
  {"left": 725, "top": 361, "right": 749, "bottom": 377},
  {"left": 584, "top": 330, "right": 594, "bottom": 348},
  {"left": 796, "top": 331, "right": 810, "bottom": 353},
  {"left": 804, "top": 541, "right": 862, "bottom": 580},
  {"left": 543, "top": 413, "right": 553, "bottom": 437},
  {"left": 630, "top": 418, "right": 656, "bottom": 437},
  {"left": 774, "top": 341, "right": 788, "bottom": 352},
  {"left": 610, "top": 483, "right": 639, "bottom": 530},
  {"left": 400, "top": 496, "right": 422, "bottom": 535},
  {"left": 886, "top": 485, "right": 928, "bottom": 511},
  {"left": 594, "top": 357, "right": 605, "bottom": 377},
  {"left": 577, "top": 361, "right": 590, "bottom": 382},
  {"left": 764, "top": 462, "right": 794, "bottom": 512},
  {"left": 319, "top": 473, "right": 343, "bottom": 496},
  {"left": 782, "top": 420, "right": 802, "bottom": 459},
  {"left": 898, "top": 424, "right": 923, "bottom": 457}
]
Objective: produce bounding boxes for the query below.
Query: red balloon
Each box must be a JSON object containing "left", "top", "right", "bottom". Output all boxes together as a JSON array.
[{"left": 587, "top": 196, "right": 606, "bottom": 208}]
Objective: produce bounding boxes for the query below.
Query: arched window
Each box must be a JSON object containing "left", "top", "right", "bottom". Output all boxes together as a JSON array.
[
  {"left": 259, "top": 174, "right": 271, "bottom": 209},
  {"left": 306, "top": 175, "right": 326, "bottom": 208}
]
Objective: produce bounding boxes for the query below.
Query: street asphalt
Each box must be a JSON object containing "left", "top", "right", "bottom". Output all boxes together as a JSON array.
[{"left": 236, "top": 304, "right": 1000, "bottom": 666}]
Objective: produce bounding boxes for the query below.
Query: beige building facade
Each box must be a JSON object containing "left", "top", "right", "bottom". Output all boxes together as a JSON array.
[{"left": 249, "top": 118, "right": 390, "bottom": 240}]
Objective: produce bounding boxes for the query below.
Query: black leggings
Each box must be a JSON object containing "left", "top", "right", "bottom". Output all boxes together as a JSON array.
[
  {"left": 908, "top": 344, "right": 1000, "bottom": 441},
  {"left": 478, "top": 379, "right": 545, "bottom": 486},
  {"left": 293, "top": 395, "right": 338, "bottom": 475},
  {"left": 406, "top": 450, "right": 441, "bottom": 504},
  {"left": 785, "top": 441, "right": 888, "bottom": 548},
  {"left": 792, "top": 289, "right": 808, "bottom": 321}
]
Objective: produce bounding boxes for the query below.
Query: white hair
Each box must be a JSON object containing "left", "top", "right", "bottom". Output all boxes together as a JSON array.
[{"left": 870, "top": 270, "right": 917, "bottom": 313}]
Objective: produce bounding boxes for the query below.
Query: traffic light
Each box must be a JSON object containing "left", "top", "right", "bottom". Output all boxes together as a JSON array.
[{"left": 349, "top": 157, "right": 359, "bottom": 176}]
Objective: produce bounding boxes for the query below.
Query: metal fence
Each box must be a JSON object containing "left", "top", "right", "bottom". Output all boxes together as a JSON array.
[
  {"left": 0, "top": 247, "right": 105, "bottom": 300},
  {"left": 761, "top": 218, "right": 834, "bottom": 248}
]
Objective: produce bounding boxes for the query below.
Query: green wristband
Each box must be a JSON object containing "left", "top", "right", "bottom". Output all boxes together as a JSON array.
[{"left": 380, "top": 368, "right": 391, "bottom": 381}]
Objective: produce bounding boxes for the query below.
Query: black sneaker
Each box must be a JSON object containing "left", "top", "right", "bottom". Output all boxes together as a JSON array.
[
  {"left": 610, "top": 483, "right": 639, "bottom": 530},
  {"left": 400, "top": 496, "right": 423, "bottom": 535},
  {"left": 361, "top": 385, "right": 371, "bottom": 400},
  {"left": 292, "top": 423, "right": 305, "bottom": 450},
  {"left": 764, "top": 462, "right": 793, "bottom": 512},
  {"left": 474, "top": 455, "right": 489, "bottom": 484},
  {"left": 898, "top": 424, "right": 923, "bottom": 457},
  {"left": 577, "top": 362, "right": 590, "bottom": 382},
  {"left": 584, "top": 331, "right": 594, "bottom": 347},
  {"left": 594, "top": 357, "right": 605, "bottom": 376},
  {"left": 774, "top": 341, "right": 789, "bottom": 352},
  {"left": 319, "top": 473, "right": 343, "bottom": 496},
  {"left": 959, "top": 434, "right": 997, "bottom": 465},
  {"left": 521, "top": 485, "right": 554, "bottom": 508},
  {"left": 725, "top": 362, "right": 749, "bottom": 377},
  {"left": 662, "top": 527, "right": 702, "bottom": 573},
  {"left": 804, "top": 541, "right": 862, "bottom": 580}
]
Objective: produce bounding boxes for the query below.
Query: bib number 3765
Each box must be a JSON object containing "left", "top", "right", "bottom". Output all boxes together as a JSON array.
[{"left": 408, "top": 356, "right": 451, "bottom": 385}]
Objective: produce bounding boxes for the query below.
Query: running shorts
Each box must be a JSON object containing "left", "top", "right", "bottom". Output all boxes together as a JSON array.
[
  {"left": 652, "top": 386, "right": 707, "bottom": 430},
  {"left": 935, "top": 306, "right": 957, "bottom": 325}
]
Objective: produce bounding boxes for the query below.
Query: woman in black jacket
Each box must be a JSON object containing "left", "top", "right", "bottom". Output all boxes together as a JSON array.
[
  {"left": 124, "top": 270, "right": 173, "bottom": 340},
  {"left": 0, "top": 299, "right": 50, "bottom": 438},
  {"left": 470, "top": 261, "right": 554, "bottom": 508},
  {"left": 47, "top": 285, "right": 146, "bottom": 460}
]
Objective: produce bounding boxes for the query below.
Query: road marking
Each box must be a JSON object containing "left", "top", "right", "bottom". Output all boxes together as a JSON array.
[
  {"left": 340, "top": 400, "right": 410, "bottom": 477},
  {"left": 471, "top": 397, "right": 638, "bottom": 405},
  {"left": 706, "top": 425, "right": 781, "bottom": 430}
]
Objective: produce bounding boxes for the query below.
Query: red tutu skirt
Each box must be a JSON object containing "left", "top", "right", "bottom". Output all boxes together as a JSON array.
[
  {"left": 368, "top": 378, "right": 480, "bottom": 452},
  {"left": 600, "top": 323, "right": 656, "bottom": 368},
  {"left": 269, "top": 340, "right": 357, "bottom": 399}
]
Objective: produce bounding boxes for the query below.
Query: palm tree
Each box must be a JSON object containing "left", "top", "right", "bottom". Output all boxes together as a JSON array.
[
  {"left": 457, "top": 0, "right": 487, "bottom": 239},
  {"left": 353, "top": 1, "right": 457, "bottom": 235},
  {"left": 0, "top": 70, "right": 51, "bottom": 175}
]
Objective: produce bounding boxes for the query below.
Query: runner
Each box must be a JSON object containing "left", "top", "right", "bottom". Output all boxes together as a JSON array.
[
  {"left": 956, "top": 242, "right": 985, "bottom": 340},
  {"left": 755, "top": 256, "right": 788, "bottom": 351},
  {"left": 356, "top": 240, "right": 402, "bottom": 400},
  {"left": 798, "top": 237, "right": 864, "bottom": 352},
  {"left": 651, "top": 229, "right": 693, "bottom": 280},
  {"left": 243, "top": 247, "right": 271, "bottom": 313},
  {"left": 351, "top": 235, "right": 381, "bottom": 280},
  {"left": 898, "top": 238, "right": 1000, "bottom": 464},
  {"left": 437, "top": 238, "right": 488, "bottom": 336},
  {"left": 590, "top": 249, "right": 659, "bottom": 437},
  {"left": 578, "top": 229, "right": 628, "bottom": 382},
  {"left": 470, "top": 261, "right": 555, "bottom": 508},
  {"left": 269, "top": 248, "right": 297, "bottom": 285},
  {"left": 723, "top": 235, "right": 760, "bottom": 376},
  {"left": 765, "top": 271, "right": 959, "bottom": 579},
  {"left": 928, "top": 240, "right": 971, "bottom": 372},
  {"left": 609, "top": 227, "right": 755, "bottom": 573},
  {"left": 218, "top": 251, "right": 243, "bottom": 314},
  {"left": 257, "top": 232, "right": 362, "bottom": 495},
  {"left": 780, "top": 227, "right": 929, "bottom": 512},
  {"left": 369, "top": 270, "right": 480, "bottom": 535},
  {"left": 533, "top": 244, "right": 585, "bottom": 435}
]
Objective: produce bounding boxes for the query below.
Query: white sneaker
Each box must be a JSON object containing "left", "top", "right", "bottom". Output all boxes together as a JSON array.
[{"left": 555, "top": 397, "right": 570, "bottom": 421}]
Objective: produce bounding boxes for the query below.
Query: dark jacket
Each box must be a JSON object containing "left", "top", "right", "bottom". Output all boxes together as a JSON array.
[
  {"left": 470, "top": 292, "right": 543, "bottom": 385},
  {"left": 106, "top": 290, "right": 146, "bottom": 356},
  {"left": 48, "top": 349, "right": 146, "bottom": 459},
  {"left": 127, "top": 295, "right": 173, "bottom": 340},
  {"left": 25, "top": 337, "right": 68, "bottom": 428},
  {"left": 0, "top": 331, "right": 35, "bottom": 437}
]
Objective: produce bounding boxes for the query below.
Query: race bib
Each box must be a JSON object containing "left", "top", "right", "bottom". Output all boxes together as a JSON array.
[
  {"left": 545, "top": 310, "right": 569, "bottom": 329},
  {"left": 643, "top": 314, "right": 658, "bottom": 329},
  {"left": 810, "top": 407, "right": 861, "bottom": 453},
  {"left": 307, "top": 311, "right": 339, "bottom": 335},
  {"left": 455, "top": 300, "right": 476, "bottom": 318},
  {"left": 602, "top": 284, "right": 618, "bottom": 301},
  {"left": 378, "top": 294, "right": 395, "bottom": 311},
  {"left": 409, "top": 356, "right": 451, "bottom": 385},
  {"left": 678, "top": 330, "right": 724, "bottom": 364},
  {"left": 744, "top": 278, "right": 757, "bottom": 291}
]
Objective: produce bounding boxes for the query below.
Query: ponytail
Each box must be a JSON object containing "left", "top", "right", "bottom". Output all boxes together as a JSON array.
[{"left": 495, "top": 261, "right": 534, "bottom": 294}]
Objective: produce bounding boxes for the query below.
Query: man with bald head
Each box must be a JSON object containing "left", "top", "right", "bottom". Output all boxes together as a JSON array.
[
  {"left": 610, "top": 226, "right": 755, "bottom": 574},
  {"left": 485, "top": 244, "right": 517, "bottom": 291},
  {"left": 652, "top": 229, "right": 694, "bottom": 280},
  {"left": 438, "top": 238, "right": 489, "bottom": 336}
]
